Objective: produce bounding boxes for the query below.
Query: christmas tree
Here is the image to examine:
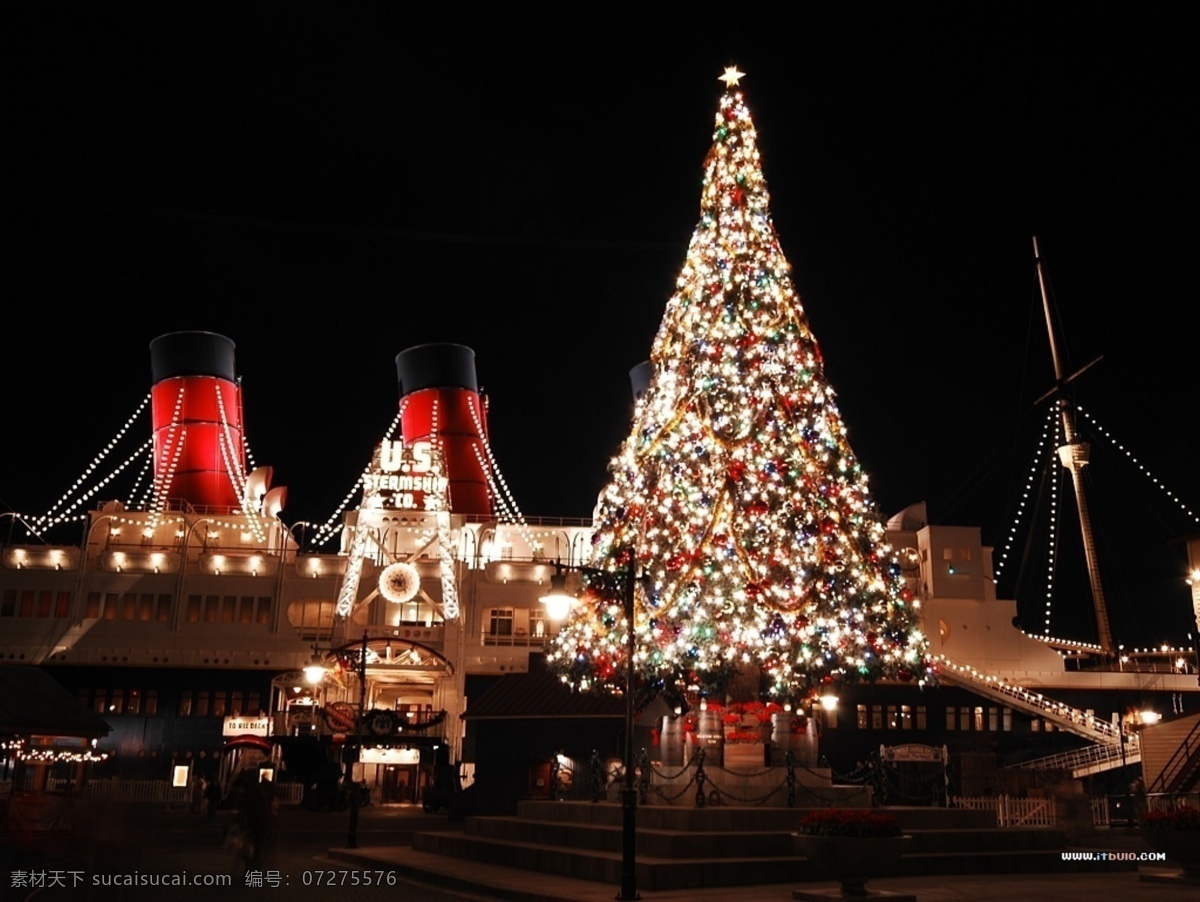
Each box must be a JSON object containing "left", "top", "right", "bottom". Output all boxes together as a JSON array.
[{"left": 547, "top": 67, "right": 930, "bottom": 705}]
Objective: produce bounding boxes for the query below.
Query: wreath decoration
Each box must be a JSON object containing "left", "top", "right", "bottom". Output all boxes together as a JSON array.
[
  {"left": 379, "top": 561, "right": 420, "bottom": 604},
  {"left": 367, "top": 710, "right": 398, "bottom": 737}
]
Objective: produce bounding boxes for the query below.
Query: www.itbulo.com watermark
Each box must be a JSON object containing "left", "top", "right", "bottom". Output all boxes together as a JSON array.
[
  {"left": 1061, "top": 851, "right": 1168, "bottom": 862},
  {"left": 11, "top": 870, "right": 233, "bottom": 889}
]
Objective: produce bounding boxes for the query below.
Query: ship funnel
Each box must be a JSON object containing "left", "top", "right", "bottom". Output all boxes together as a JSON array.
[
  {"left": 395, "top": 343, "right": 492, "bottom": 517},
  {"left": 149, "top": 331, "right": 245, "bottom": 511}
]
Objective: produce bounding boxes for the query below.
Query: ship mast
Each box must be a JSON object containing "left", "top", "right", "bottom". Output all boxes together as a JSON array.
[{"left": 1032, "top": 235, "right": 1115, "bottom": 654}]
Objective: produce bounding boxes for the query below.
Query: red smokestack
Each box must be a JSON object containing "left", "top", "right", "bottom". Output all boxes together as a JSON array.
[
  {"left": 149, "top": 332, "right": 245, "bottom": 511},
  {"left": 395, "top": 343, "right": 492, "bottom": 517}
]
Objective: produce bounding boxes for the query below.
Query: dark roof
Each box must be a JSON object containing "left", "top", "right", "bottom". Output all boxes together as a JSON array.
[
  {"left": 462, "top": 672, "right": 625, "bottom": 720},
  {"left": 0, "top": 666, "right": 111, "bottom": 739}
]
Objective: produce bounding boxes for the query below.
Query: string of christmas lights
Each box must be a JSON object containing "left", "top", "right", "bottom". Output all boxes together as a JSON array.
[
  {"left": 0, "top": 737, "right": 110, "bottom": 764},
  {"left": 994, "top": 407, "right": 1058, "bottom": 583},
  {"left": 1077, "top": 405, "right": 1199, "bottom": 524},
  {"left": 309, "top": 410, "right": 403, "bottom": 549},
  {"left": 215, "top": 383, "right": 266, "bottom": 542},
  {"left": 1043, "top": 418, "right": 1063, "bottom": 636},
  {"left": 31, "top": 395, "right": 152, "bottom": 535},
  {"left": 466, "top": 398, "right": 540, "bottom": 553}
]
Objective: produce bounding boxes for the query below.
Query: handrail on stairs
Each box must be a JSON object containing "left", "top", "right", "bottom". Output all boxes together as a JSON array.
[
  {"left": 1010, "top": 735, "right": 1139, "bottom": 776},
  {"left": 933, "top": 655, "right": 1119, "bottom": 742},
  {"left": 1145, "top": 716, "right": 1200, "bottom": 794}
]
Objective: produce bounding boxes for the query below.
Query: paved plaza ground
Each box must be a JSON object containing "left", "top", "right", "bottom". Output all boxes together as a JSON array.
[{"left": 4, "top": 802, "right": 1198, "bottom": 901}]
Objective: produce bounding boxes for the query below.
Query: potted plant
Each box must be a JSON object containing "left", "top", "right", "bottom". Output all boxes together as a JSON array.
[
  {"left": 1141, "top": 805, "right": 1200, "bottom": 877},
  {"left": 794, "top": 808, "right": 910, "bottom": 897}
]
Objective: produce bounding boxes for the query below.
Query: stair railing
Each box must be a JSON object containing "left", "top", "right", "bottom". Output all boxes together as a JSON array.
[{"left": 1145, "top": 717, "right": 1200, "bottom": 794}]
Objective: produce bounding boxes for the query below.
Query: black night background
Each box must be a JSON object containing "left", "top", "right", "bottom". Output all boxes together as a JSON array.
[{"left": 5, "top": 6, "right": 1197, "bottom": 649}]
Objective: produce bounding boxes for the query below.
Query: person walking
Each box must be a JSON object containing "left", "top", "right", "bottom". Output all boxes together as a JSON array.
[
  {"left": 205, "top": 776, "right": 221, "bottom": 817},
  {"left": 236, "top": 775, "right": 276, "bottom": 870},
  {"left": 191, "top": 775, "right": 205, "bottom": 814}
]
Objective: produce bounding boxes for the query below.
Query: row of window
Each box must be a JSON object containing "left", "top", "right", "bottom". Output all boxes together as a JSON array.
[
  {"left": 184, "top": 595, "right": 272, "bottom": 625},
  {"left": 87, "top": 592, "right": 171, "bottom": 621},
  {"left": 852, "top": 705, "right": 1017, "bottom": 732},
  {"left": 944, "top": 705, "right": 1013, "bottom": 732},
  {"left": 177, "top": 689, "right": 263, "bottom": 717},
  {"left": 77, "top": 687, "right": 263, "bottom": 717},
  {"left": 486, "top": 607, "right": 546, "bottom": 637},
  {"left": 0, "top": 590, "right": 274, "bottom": 625},
  {"left": 1, "top": 589, "right": 70, "bottom": 618},
  {"left": 855, "top": 704, "right": 927, "bottom": 730}
]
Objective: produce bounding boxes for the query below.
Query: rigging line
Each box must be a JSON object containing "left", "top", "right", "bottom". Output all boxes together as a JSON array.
[
  {"left": 1043, "top": 434, "right": 1064, "bottom": 637},
  {"left": 125, "top": 453, "right": 155, "bottom": 512},
  {"left": 937, "top": 400, "right": 1048, "bottom": 526},
  {"left": 37, "top": 437, "right": 157, "bottom": 529},
  {"left": 1003, "top": 417, "right": 1059, "bottom": 631},
  {"left": 310, "top": 411, "right": 403, "bottom": 548},
  {"left": 994, "top": 406, "right": 1059, "bottom": 582},
  {"left": 39, "top": 393, "right": 152, "bottom": 524},
  {"left": 1077, "top": 405, "right": 1199, "bottom": 526},
  {"left": 214, "top": 384, "right": 267, "bottom": 542}
]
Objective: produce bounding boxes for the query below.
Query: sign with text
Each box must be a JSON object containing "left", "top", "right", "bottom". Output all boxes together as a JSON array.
[
  {"left": 881, "top": 743, "right": 946, "bottom": 763},
  {"left": 222, "top": 716, "right": 270, "bottom": 737},
  {"left": 362, "top": 440, "right": 449, "bottom": 511}
]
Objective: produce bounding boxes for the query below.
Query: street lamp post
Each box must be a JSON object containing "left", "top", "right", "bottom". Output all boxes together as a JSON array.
[
  {"left": 346, "top": 631, "right": 368, "bottom": 849},
  {"left": 618, "top": 560, "right": 638, "bottom": 901},
  {"left": 540, "top": 559, "right": 640, "bottom": 900}
]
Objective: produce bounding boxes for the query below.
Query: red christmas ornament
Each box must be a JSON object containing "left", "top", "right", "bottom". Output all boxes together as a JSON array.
[
  {"left": 899, "top": 588, "right": 913, "bottom": 602},
  {"left": 728, "top": 460, "right": 746, "bottom": 481},
  {"left": 897, "top": 668, "right": 913, "bottom": 683}
]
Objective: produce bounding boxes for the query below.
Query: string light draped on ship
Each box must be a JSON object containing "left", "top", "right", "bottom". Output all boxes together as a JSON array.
[{"left": 546, "top": 67, "right": 931, "bottom": 702}]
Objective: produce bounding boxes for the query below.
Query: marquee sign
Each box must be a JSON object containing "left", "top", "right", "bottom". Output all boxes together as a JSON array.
[
  {"left": 362, "top": 440, "right": 449, "bottom": 511},
  {"left": 222, "top": 715, "right": 270, "bottom": 737}
]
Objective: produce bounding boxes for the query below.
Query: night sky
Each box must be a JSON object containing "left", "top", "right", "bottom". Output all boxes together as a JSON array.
[{"left": 6, "top": 7, "right": 1197, "bottom": 648}]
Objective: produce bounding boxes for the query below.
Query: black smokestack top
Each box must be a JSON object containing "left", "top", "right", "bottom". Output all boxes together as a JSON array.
[
  {"left": 150, "top": 332, "right": 237, "bottom": 382},
  {"left": 395, "top": 343, "right": 479, "bottom": 395}
]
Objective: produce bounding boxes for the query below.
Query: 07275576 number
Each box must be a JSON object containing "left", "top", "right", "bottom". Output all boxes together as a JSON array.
[{"left": 300, "top": 870, "right": 396, "bottom": 886}]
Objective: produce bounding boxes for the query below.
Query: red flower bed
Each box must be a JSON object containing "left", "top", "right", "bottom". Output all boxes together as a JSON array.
[
  {"left": 1143, "top": 806, "right": 1200, "bottom": 830},
  {"left": 724, "top": 730, "right": 764, "bottom": 744}
]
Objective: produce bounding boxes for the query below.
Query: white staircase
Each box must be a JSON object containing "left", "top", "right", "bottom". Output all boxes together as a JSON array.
[{"left": 933, "top": 656, "right": 1138, "bottom": 776}]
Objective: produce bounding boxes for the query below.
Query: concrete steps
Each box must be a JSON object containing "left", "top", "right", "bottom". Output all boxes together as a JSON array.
[{"left": 409, "top": 800, "right": 1135, "bottom": 889}]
